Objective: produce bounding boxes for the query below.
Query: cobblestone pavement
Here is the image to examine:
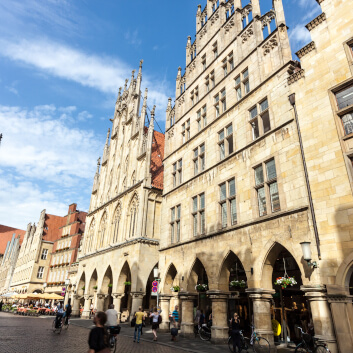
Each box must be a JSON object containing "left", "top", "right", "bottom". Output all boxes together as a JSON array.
[
  {"left": 0, "top": 312, "right": 294, "bottom": 353},
  {"left": 0, "top": 312, "right": 190, "bottom": 353}
]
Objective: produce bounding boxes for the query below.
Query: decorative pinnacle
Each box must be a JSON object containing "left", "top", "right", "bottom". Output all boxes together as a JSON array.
[
  {"left": 118, "top": 87, "right": 122, "bottom": 98},
  {"left": 166, "top": 97, "right": 172, "bottom": 112},
  {"left": 124, "top": 79, "right": 128, "bottom": 91},
  {"left": 151, "top": 105, "right": 156, "bottom": 118},
  {"left": 106, "top": 128, "right": 110, "bottom": 139},
  {"left": 177, "top": 67, "right": 182, "bottom": 78},
  {"left": 139, "top": 59, "right": 143, "bottom": 68},
  {"left": 131, "top": 70, "right": 136, "bottom": 79}
]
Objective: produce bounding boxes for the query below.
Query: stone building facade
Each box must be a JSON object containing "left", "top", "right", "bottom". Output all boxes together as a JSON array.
[
  {"left": 10, "top": 210, "right": 65, "bottom": 294},
  {"left": 157, "top": 1, "right": 353, "bottom": 352},
  {"left": 45, "top": 203, "right": 86, "bottom": 297},
  {"left": 73, "top": 61, "right": 165, "bottom": 320},
  {"left": 0, "top": 233, "right": 22, "bottom": 295}
]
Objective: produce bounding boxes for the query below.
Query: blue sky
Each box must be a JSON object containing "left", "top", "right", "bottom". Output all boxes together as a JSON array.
[{"left": 0, "top": 0, "right": 321, "bottom": 229}]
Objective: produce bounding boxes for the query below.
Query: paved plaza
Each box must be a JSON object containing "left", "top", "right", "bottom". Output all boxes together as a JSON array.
[{"left": 0, "top": 312, "right": 295, "bottom": 353}]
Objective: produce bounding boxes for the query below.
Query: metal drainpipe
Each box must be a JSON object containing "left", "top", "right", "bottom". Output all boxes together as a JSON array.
[{"left": 288, "top": 93, "right": 321, "bottom": 259}]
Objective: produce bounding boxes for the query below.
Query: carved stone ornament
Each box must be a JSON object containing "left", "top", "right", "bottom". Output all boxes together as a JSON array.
[
  {"left": 306, "top": 13, "right": 326, "bottom": 31},
  {"left": 295, "top": 41, "right": 316, "bottom": 59},
  {"left": 210, "top": 12, "right": 219, "bottom": 26},
  {"left": 168, "top": 127, "right": 175, "bottom": 139},
  {"left": 263, "top": 38, "right": 278, "bottom": 56},
  {"left": 224, "top": 17, "right": 235, "bottom": 33},
  {"left": 178, "top": 95, "right": 185, "bottom": 107},
  {"left": 241, "top": 25, "right": 254, "bottom": 43},
  {"left": 287, "top": 69, "right": 305, "bottom": 85},
  {"left": 188, "top": 61, "right": 196, "bottom": 74},
  {"left": 199, "top": 25, "right": 207, "bottom": 39},
  {"left": 261, "top": 12, "right": 276, "bottom": 30}
]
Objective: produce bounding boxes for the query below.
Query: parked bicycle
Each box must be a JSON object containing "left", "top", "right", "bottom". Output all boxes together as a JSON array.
[
  {"left": 295, "top": 327, "right": 331, "bottom": 353},
  {"left": 228, "top": 325, "right": 270, "bottom": 353},
  {"left": 198, "top": 322, "right": 212, "bottom": 341}
]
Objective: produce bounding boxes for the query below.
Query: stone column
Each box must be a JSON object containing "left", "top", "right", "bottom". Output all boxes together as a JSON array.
[
  {"left": 180, "top": 293, "right": 197, "bottom": 337},
  {"left": 246, "top": 288, "right": 275, "bottom": 352},
  {"left": 92, "top": 290, "right": 98, "bottom": 309},
  {"left": 302, "top": 285, "right": 338, "bottom": 353},
  {"left": 82, "top": 295, "right": 92, "bottom": 319},
  {"left": 130, "top": 292, "right": 145, "bottom": 320},
  {"left": 159, "top": 294, "right": 172, "bottom": 332},
  {"left": 208, "top": 291, "right": 229, "bottom": 344},
  {"left": 96, "top": 293, "right": 106, "bottom": 312},
  {"left": 112, "top": 293, "right": 124, "bottom": 323},
  {"left": 71, "top": 294, "right": 80, "bottom": 317}
]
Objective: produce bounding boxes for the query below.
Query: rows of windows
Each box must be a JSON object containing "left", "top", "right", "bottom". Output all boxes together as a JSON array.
[
  {"left": 180, "top": 67, "right": 252, "bottom": 143},
  {"left": 48, "top": 269, "right": 68, "bottom": 283},
  {"left": 170, "top": 159, "right": 280, "bottom": 243},
  {"left": 51, "top": 252, "right": 72, "bottom": 266},
  {"left": 335, "top": 84, "right": 353, "bottom": 136}
]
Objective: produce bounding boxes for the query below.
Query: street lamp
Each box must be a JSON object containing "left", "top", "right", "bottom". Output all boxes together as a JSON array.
[
  {"left": 43, "top": 282, "right": 47, "bottom": 293},
  {"left": 300, "top": 242, "right": 318, "bottom": 268}
]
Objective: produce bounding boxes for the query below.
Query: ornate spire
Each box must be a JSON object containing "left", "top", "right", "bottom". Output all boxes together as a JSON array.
[
  {"left": 96, "top": 157, "right": 101, "bottom": 174},
  {"left": 124, "top": 79, "right": 128, "bottom": 91},
  {"left": 143, "top": 88, "right": 148, "bottom": 106},
  {"left": 166, "top": 97, "right": 172, "bottom": 112},
  {"left": 105, "top": 128, "right": 110, "bottom": 145},
  {"left": 138, "top": 59, "right": 143, "bottom": 76}
]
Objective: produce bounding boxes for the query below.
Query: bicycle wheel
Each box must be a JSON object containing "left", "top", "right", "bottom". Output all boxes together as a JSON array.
[
  {"left": 52, "top": 319, "right": 56, "bottom": 333},
  {"left": 199, "top": 327, "right": 211, "bottom": 341},
  {"left": 295, "top": 342, "right": 311, "bottom": 353},
  {"left": 253, "top": 336, "right": 270, "bottom": 353},
  {"left": 314, "top": 345, "right": 330, "bottom": 353}
]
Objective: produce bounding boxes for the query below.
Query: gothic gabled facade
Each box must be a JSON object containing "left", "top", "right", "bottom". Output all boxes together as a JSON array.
[{"left": 74, "top": 61, "right": 165, "bottom": 320}]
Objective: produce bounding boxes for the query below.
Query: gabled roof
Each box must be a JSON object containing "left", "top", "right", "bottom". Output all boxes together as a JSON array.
[
  {"left": 42, "top": 214, "right": 66, "bottom": 242},
  {"left": 151, "top": 130, "right": 165, "bottom": 190},
  {"left": 0, "top": 225, "right": 26, "bottom": 255}
]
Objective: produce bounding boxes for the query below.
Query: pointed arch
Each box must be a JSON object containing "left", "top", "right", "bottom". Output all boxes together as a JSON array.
[
  {"left": 131, "top": 171, "right": 136, "bottom": 186},
  {"left": 218, "top": 250, "right": 247, "bottom": 291},
  {"left": 117, "top": 261, "right": 131, "bottom": 293},
  {"left": 127, "top": 193, "right": 139, "bottom": 238},
  {"left": 100, "top": 265, "right": 113, "bottom": 295},
  {"left": 187, "top": 258, "right": 209, "bottom": 293},
  {"left": 163, "top": 263, "right": 178, "bottom": 293},
  {"left": 77, "top": 272, "right": 86, "bottom": 297},
  {"left": 88, "top": 269, "right": 98, "bottom": 295},
  {"left": 98, "top": 212, "right": 108, "bottom": 248},
  {"left": 112, "top": 203, "right": 122, "bottom": 244},
  {"left": 86, "top": 218, "right": 96, "bottom": 253}
]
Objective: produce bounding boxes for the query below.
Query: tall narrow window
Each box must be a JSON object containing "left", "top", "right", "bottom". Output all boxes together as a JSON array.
[
  {"left": 221, "top": 88, "right": 226, "bottom": 112},
  {"left": 193, "top": 143, "right": 206, "bottom": 175},
  {"left": 228, "top": 52, "right": 234, "bottom": 71},
  {"left": 335, "top": 84, "right": 353, "bottom": 135},
  {"left": 197, "top": 110, "right": 202, "bottom": 132},
  {"left": 37, "top": 267, "right": 44, "bottom": 279},
  {"left": 223, "top": 59, "right": 228, "bottom": 77},
  {"left": 173, "top": 159, "right": 183, "bottom": 185},
  {"left": 202, "top": 55, "right": 207, "bottom": 71},
  {"left": 202, "top": 105, "right": 207, "bottom": 127},
  {"left": 192, "top": 193, "right": 206, "bottom": 236},
  {"left": 249, "top": 98, "right": 271, "bottom": 140},
  {"left": 218, "top": 124, "right": 234, "bottom": 160},
  {"left": 170, "top": 205, "right": 181, "bottom": 243},
  {"left": 41, "top": 249, "right": 48, "bottom": 260},
  {"left": 214, "top": 93, "right": 220, "bottom": 118},
  {"left": 213, "top": 43, "right": 218, "bottom": 59},
  {"left": 219, "top": 178, "right": 237, "bottom": 228},
  {"left": 210, "top": 71, "right": 215, "bottom": 89},
  {"left": 172, "top": 162, "right": 177, "bottom": 187},
  {"left": 254, "top": 159, "right": 280, "bottom": 217}
]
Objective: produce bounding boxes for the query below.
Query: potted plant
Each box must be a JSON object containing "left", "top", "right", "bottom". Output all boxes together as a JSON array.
[
  {"left": 195, "top": 284, "right": 208, "bottom": 292},
  {"left": 229, "top": 280, "right": 247, "bottom": 288},
  {"left": 274, "top": 276, "right": 297, "bottom": 289},
  {"left": 93, "top": 285, "right": 98, "bottom": 290},
  {"left": 170, "top": 285, "right": 180, "bottom": 293},
  {"left": 124, "top": 281, "right": 131, "bottom": 286},
  {"left": 108, "top": 284, "right": 113, "bottom": 288},
  {"left": 81, "top": 286, "right": 85, "bottom": 291}
]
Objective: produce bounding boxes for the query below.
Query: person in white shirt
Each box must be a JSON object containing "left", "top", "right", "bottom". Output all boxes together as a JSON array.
[
  {"left": 105, "top": 304, "right": 118, "bottom": 327},
  {"left": 55, "top": 302, "right": 64, "bottom": 328}
]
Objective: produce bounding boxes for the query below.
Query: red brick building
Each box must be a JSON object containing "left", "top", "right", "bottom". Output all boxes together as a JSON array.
[{"left": 45, "top": 204, "right": 86, "bottom": 294}]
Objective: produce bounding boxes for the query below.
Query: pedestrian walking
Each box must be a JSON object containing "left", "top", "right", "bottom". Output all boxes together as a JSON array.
[
  {"left": 172, "top": 305, "right": 179, "bottom": 326},
  {"left": 88, "top": 311, "right": 110, "bottom": 353},
  {"left": 230, "top": 312, "right": 242, "bottom": 353},
  {"left": 133, "top": 306, "right": 145, "bottom": 343},
  {"left": 149, "top": 307, "right": 161, "bottom": 341}
]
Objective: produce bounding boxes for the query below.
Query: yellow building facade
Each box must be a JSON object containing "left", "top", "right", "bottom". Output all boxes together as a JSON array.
[{"left": 157, "top": 1, "right": 353, "bottom": 352}]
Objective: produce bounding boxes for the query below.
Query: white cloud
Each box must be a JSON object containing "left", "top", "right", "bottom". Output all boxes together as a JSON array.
[
  {"left": 124, "top": 30, "right": 142, "bottom": 47},
  {"left": 289, "top": 25, "right": 312, "bottom": 47},
  {"left": 0, "top": 38, "right": 171, "bottom": 121},
  {"left": 0, "top": 104, "right": 101, "bottom": 228}
]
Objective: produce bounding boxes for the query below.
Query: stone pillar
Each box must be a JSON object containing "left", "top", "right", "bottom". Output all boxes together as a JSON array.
[
  {"left": 72, "top": 295, "right": 80, "bottom": 317},
  {"left": 159, "top": 294, "right": 172, "bottom": 332},
  {"left": 112, "top": 293, "right": 124, "bottom": 323},
  {"left": 96, "top": 293, "right": 106, "bottom": 312},
  {"left": 130, "top": 292, "right": 145, "bottom": 320},
  {"left": 247, "top": 289, "right": 275, "bottom": 352},
  {"left": 180, "top": 293, "right": 197, "bottom": 337},
  {"left": 208, "top": 291, "right": 229, "bottom": 344},
  {"left": 302, "top": 285, "right": 338, "bottom": 353},
  {"left": 82, "top": 295, "right": 92, "bottom": 319},
  {"left": 92, "top": 290, "right": 98, "bottom": 310}
]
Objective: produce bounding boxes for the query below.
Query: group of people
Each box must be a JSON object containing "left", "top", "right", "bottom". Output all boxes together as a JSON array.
[{"left": 54, "top": 301, "right": 72, "bottom": 328}]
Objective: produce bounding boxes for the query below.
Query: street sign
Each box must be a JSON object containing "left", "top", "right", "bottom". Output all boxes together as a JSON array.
[{"left": 151, "top": 280, "right": 158, "bottom": 297}]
